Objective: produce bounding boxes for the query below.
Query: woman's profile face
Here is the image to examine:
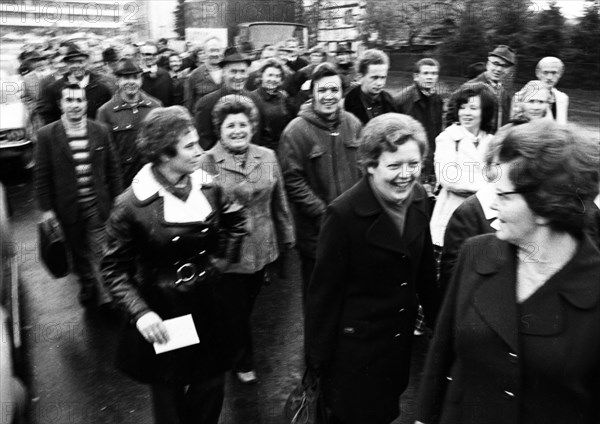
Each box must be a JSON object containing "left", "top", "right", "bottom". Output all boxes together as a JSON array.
[
  {"left": 491, "top": 162, "right": 539, "bottom": 246},
  {"left": 458, "top": 95, "right": 482, "bottom": 132},
  {"left": 164, "top": 128, "right": 203, "bottom": 175},
  {"left": 220, "top": 113, "right": 252, "bottom": 152},
  {"left": 367, "top": 139, "right": 422, "bottom": 204},
  {"left": 261, "top": 66, "right": 282, "bottom": 91},
  {"left": 522, "top": 90, "right": 549, "bottom": 121}
]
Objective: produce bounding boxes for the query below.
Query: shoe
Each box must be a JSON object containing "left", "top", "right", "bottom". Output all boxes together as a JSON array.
[{"left": 236, "top": 370, "right": 257, "bottom": 384}]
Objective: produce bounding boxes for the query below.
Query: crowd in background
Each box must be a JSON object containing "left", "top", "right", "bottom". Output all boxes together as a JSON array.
[{"left": 6, "top": 33, "right": 600, "bottom": 424}]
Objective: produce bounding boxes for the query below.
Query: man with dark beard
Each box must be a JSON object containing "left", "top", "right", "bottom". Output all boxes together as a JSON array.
[{"left": 97, "top": 59, "right": 162, "bottom": 187}]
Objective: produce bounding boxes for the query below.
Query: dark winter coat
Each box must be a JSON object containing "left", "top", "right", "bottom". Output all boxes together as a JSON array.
[
  {"left": 37, "top": 72, "right": 113, "bottom": 125},
  {"left": 96, "top": 91, "right": 162, "bottom": 187},
  {"left": 417, "top": 234, "right": 600, "bottom": 424},
  {"left": 344, "top": 85, "right": 398, "bottom": 125},
  {"left": 34, "top": 119, "right": 122, "bottom": 226},
  {"left": 102, "top": 165, "right": 247, "bottom": 384},
  {"left": 305, "top": 177, "right": 440, "bottom": 424},
  {"left": 141, "top": 67, "right": 173, "bottom": 107},
  {"left": 249, "top": 87, "right": 294, "bottom": 152}
]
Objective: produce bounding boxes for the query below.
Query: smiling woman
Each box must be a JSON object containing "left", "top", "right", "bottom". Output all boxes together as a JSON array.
[
  {"left": 102, "top": 106, "right": 247, "bottom": 424},
  {"left": 304, "top": 113, "right": 440, "bottom": 424}
]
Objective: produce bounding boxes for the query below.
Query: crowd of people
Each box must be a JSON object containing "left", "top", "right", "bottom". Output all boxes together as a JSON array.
[{"left": 11, "top": 34, "right": 600, "bottom": 424}]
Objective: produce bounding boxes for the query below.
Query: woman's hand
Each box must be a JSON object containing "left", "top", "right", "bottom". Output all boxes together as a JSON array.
[{"left": 136, "top": 312, "right": 169, "bottom": 345}]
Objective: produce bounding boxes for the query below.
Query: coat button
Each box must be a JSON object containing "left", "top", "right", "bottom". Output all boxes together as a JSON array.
[
  {"left": 201, "top": 228, "right": 209, "bottom": 233},
  {"left": 503, "top": 390, "right": 515, "bottom": 399},
  {"left": 446, "top": 376, "right": 453, "bottom": 381},
  {"left": 113, "top": 126, "right": 119, "bottom": 130},
  {"left": 400, "top": 282, "right": 408, "bottom": 287},
  {"left": 343, "top": 327, "right": 355, "bottom": 334},
  {"left": 394, "top": 333, "right": 401, "bottom": 338},
  {"left": 199, "top": 250, "right": 206, "bottom": 255},
  {"left": 125, "top": 124, "right": 132, "bottom": 129},
  {"left": 508, "top": 352, "right": 518, "bottom": 363},
  {"left": 172, "top": 236, "right": 180, "bottom": 242},
  {"left": 398, "top": 308, "right": 405, "bottom": 313}
]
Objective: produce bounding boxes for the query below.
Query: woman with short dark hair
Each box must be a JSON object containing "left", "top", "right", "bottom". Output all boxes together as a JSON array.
[
  {"left": 305, "top": 113, "right": 440, "bottom": 424},
  {"left": 200, "top": 95, "right": 295, "bottom": 384},
  {"left": 249, "top": 58, "right": 294, "bottom": 152},
  {"left": 430, "top": 82, "right": 496, "bottom": 248},
  {"left": 416, "top": 120, "right": 600, "bottom": 424},
  {"left": 102, "top": 106, "right": 246, "bottom": 424}
]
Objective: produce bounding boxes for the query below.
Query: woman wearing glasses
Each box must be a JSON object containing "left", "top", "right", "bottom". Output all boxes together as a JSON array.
[
  {"left": 416, "top": 120, "right": 600, "bottom": 424},
  {"left": 102, "top": 106, "right": 246, "bottom": 424}
]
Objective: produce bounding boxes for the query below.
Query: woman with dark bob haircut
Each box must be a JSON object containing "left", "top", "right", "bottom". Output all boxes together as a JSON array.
[
  {"left": 248, "top": 58, "right": 294, "bottom": 151},
  {"left": 102, "top": 106, "right": 247, "bottom": 424},
  {"left": 305, "top": 113, "right": 440, "bottom": 424},
  {"left": 200, "top": 95, "right": 295, "bottom": 384},
  {"left": 416, "top": 120, "right": 600, "bottom": 424},
  {"left": 430, "top": 82, "right": 496, "bottom": 248}
]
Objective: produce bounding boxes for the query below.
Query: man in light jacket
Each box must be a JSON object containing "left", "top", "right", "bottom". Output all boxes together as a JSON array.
[{"left": 536, "top": 56, "right": 568, "bottom": 124}]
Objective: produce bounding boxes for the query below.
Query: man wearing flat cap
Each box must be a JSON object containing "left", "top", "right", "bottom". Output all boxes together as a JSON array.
[
  {"left": 194, "top": 46, "right": 259, "bottom": 150},
  {"left": 97, "top": 59, "right": 162, "bottom": 187},
  {"left": 38, "top": 45, "right": 112, "bottom": 126},
  {"left": 463, "top": 45, "right": 516, "bottom": 132}
]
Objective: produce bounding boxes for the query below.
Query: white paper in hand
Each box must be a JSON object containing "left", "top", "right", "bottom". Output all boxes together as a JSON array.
[{"left": 153, "top": 314, "right": 200, "bottom": 354}]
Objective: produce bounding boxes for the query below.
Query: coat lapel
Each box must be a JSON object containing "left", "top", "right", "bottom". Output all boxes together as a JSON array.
[
  {"left": 55, "top": 122, "right": 75, "bottom": 164},
  {"left": 208, "top": 143, "right": 264, "bottom": 177},
  {"left": 353, "top": 178, "right": 405, "bottom": 255},
  {"left": 472, "top": 239, "right": 520, "bottom": 353}
]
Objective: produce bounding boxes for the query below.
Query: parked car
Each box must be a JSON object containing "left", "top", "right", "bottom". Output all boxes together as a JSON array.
[
  {"left": 1, "top": 182, "right": 27, "bottom": 424},
  {"left": 0, "top": 55, "right": 34, "bottom": 171}
]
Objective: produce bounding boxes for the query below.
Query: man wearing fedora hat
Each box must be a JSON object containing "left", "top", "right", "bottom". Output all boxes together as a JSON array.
[
  {"left": 194, "top": 46, "right": 259, "bottom": 150},
  {"left": 463, "top": 44, "right": 516, "bottom": 132},
  {"left": 38, "top": 45, "right": 112, "bottom": 126},
  {"left": 97, "top": 59, "right": 162, "bottom": 187},
  {"left": 139, "top": 42, "right": 174, "bottom": 107}
]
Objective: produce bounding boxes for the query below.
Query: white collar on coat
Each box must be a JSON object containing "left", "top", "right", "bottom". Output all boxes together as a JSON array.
[{"left": 132, "top": 163, "right": 214, "bottom": 222}]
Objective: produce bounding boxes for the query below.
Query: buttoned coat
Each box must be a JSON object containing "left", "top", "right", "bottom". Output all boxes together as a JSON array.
[
  {"left": 141, "top": 67, "right": 173, "bottom": 107},
  {"left": 197, "top": 143, "right": 295, "bottom": 274},
  {"left": 34, "top": 119, "right": 123, "bottom": 226},
  {"left": 305, "top": 177, "right": 440, "bottom": 424},
  {"left": 102, "top": 164, "right": 247, "bottom": 384},
  {"left": 96, "top": 91, "right": 162, "bottom": 186},
  {"left": 416, "top": 234, "right": 600, "bottom": 424}
]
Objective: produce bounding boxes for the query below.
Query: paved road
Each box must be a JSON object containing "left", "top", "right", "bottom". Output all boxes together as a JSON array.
[{"left": 2, "top": 167, "right": 430, "bottom": 424}]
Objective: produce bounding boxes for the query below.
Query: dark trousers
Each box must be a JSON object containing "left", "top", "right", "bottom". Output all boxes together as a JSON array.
[
  {"left": 299, "top": 253, "right": 316, "bottom": 308},
  {"left": 150, "top": 374, "right": 225, "bottom": 424},
  {"left": 61, "top": 200, "right": 111, "bottom": 306},
  {"left": 217, "top": 270, "right": 264, "bottom": 372}
]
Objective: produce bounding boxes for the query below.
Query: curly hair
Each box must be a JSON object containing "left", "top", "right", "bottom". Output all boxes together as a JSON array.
[
  {"left": 496, "top": 120, "right": 600, "bottom": 237},
  {"left": 211, "top": 94, "right": 259, "bottom": 137},
  {"left": 137, "top": 106, "right": 195, "bottom": 164},
  {"left": 358, "top": 113, "right": 428, "bottom": 172},
  {"left": 448, "top": 82, "right": 497, "bottom": 134}
]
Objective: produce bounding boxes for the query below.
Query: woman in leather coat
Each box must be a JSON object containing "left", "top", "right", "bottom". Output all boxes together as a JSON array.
[{"left": 102, "top": 106, "right": 246, "bottom": 424}]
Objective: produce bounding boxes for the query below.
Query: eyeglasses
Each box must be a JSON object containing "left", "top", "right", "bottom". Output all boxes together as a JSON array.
[
  {"left": 495, "top": 189, "right": 527, "bottom": 200},
  {"left": 141, "top": 52, "right": 156, "bottom": 57},
  {"left": 489, "top": 60, "right": 511, "bottom": 69}
]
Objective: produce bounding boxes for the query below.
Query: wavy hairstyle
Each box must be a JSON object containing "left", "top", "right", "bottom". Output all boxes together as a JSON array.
[
  {"left": 358, "top": 113, "right": 428, "bottom": 172},
  {"left": 137, "top": 106, "right": 194, "bottom": 164},
  {"left": 496, "top": 120, "right": 600, "bottom": 237},
  {"left": 448, "top": 82, "right": 497, "bottom": 134}
]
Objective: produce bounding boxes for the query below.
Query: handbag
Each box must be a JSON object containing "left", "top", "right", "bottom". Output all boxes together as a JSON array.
[
  {"left": 284, "top": 368, "right": 329, "bottom": 424},
  {"left": 38, "top": 217, "right": 70, "bottom": 278}
]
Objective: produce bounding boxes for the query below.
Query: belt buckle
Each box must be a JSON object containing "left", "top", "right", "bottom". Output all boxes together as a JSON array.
[{"left": 175, "top": 262, "right": 196, "bottom": 285}]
